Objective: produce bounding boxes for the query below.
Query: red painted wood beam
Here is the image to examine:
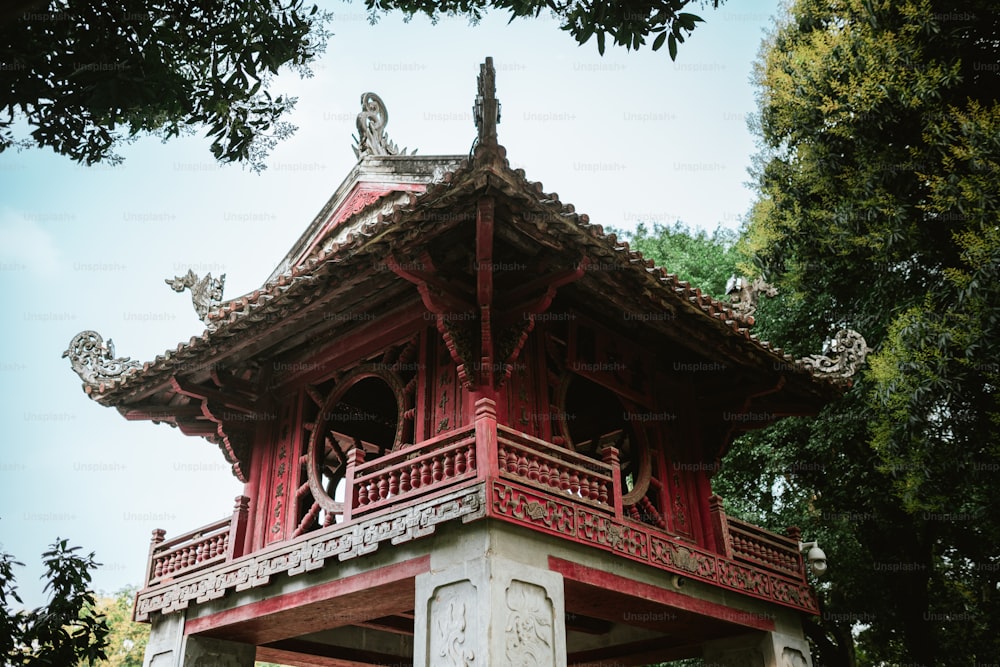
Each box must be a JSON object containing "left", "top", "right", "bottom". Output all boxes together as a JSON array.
[
  {"left": 184, "top": 555, "right": 430, "bottom": 643},
  {"left": 549, "top": 556, "right": 776, "bottom": 632}
]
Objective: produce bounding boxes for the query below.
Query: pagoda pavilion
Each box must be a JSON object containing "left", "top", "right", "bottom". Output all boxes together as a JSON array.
[{"left": 66, "top": 59, "right": 866, "bottom": 667}]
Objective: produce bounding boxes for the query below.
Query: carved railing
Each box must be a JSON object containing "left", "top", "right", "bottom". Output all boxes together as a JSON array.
[
  {"left": 708, "top": 497, "right": 803, "bottom": 578},
  {"left": 349, "top": 425, "right": 478, "bottom": 519},
  {"left": 495, "top": 425, "right": 617, "bottom": 513},
  {"left": 144, "top": 496, "right": 248, "bottom": 587}
]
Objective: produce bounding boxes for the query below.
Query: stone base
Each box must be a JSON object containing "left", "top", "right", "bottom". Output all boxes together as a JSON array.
[{"left": 415, "top": 557, "right": 566, "bottom": 667}]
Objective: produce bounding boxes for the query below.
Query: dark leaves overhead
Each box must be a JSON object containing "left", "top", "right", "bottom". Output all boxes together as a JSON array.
[{"left": 0, "top": 0, "right": 330, "bottom": 169}]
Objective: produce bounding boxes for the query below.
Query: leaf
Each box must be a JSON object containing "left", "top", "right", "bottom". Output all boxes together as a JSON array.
[
  {"left": 652, "top": 30, "right": 667, "bottom": 52},
  {"left": 596, "top": 30, "right": 605, "bottom": 55},
  {"left": 667, "top": 32, "right": 677, "bottom": 60}
]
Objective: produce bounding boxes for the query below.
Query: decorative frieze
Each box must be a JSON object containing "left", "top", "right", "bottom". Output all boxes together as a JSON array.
[{"left": 489, "top": 479, "right": 818, "bottom": 614}]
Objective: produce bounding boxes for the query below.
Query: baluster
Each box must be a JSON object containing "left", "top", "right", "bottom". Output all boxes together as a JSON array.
[
  {"left": 410, "top": 462, "right": 421, "bottom": 489},
  {"left": 444, "top": 449, "right": 455, "bottom": 478},
  {"left": 465, "top": 445, "right": 476, "bottom": 473},
  {"left": 421, "top": 458, "right": 433, "bottom": 486},
  {"left": 538, "top": 460, "right": 550, "bottom": 487},
  {"left": 378, "top": 473, "right": 389, "bottom": 501},
  {"left": 497, "top": 444, "right": 507, "bottom": 474},
  {"left": 400, "top": 466, "right": 412, "bottom": 492},
  {"left": 153, "top": 558, "right": 163, "bottom": 579},
  {"left": 527, "top": 455, "right": 539, "bottom": 481},
  {"left": 457, "top": 444, "right": 468, "bottom": 474},
  {"left": 559, "top": 469, "right": 570, "bottom": 491},
  {"left": 432, "top": 454, "right": 443, "bottom": 482},
  {"left": 598, "top": 478, "right": 609, "bottom": 505},
  {"left": 517, "top": 452, "right": 528, "bottom": 477},
  {"left": 569, "top": 470, "right": 580, "bottom": 496},
  {"left": 389, "top": 470, "right": 400, "bottom": 496},
  {"left": 358, "top": 479, "right": 370, "bottom": 505}
]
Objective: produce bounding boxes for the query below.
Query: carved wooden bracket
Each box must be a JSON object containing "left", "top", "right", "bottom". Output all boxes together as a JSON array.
[{"left": 392, "top": 198, "right": 585, "bottom": 390}]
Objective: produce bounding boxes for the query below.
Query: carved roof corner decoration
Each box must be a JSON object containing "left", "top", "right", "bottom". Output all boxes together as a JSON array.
[
  {"left": 166, "top": 269, "right": 226, "bottom": 324},
  {"left": 63, "top": 330, "right": 141, "bottom": 388},
  {"left": 473, "top": 56, "right": 501, "bottom": 152},
  {"left": 799, "top": 329, "right": 869, "bottom": 380},
  {"left": 352, "top": 92, "right": 411, "bottom": 159},
  {"left": 725, "top": 275, "right": 777, "bottom": 323}
]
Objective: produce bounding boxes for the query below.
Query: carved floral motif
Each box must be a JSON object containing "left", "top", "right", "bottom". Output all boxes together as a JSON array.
[{"left": 505, "top": 581, "right": 553, "bottom": 666}]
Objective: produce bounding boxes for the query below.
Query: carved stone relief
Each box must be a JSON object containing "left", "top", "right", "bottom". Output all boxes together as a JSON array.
[
  {"left": 782, "top": 646, "right": 809, "bottom": 667},
  {"left": 505, "top": 580, "right": 555, "bottom": 666},
  {"left": 430, "top": 580, "right": 477, "bottom": 667}
]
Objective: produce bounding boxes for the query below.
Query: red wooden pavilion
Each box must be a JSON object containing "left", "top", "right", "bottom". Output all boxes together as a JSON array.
[{"left": 66, "top": 59, "right": 856, "bottom": 667}]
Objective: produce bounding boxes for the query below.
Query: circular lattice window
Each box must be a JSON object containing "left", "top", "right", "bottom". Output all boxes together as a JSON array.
[
  {"left": 296, "top": 366, "right": 409, "bottom": 533},
  {"left": 555, "top": 373, "right": 654, "bottom": 509}
]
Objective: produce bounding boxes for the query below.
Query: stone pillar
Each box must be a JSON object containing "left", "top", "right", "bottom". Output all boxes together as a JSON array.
[
  {"left": 141, "top": 611, "right": 255, "bottom": 667},
  {"left": 414, "top": 557, "right": 567, "bottom": 667},
  {"left": 142, "top": 612, "right": 185, "bottom": 667},
  {"left": 702, "top": 629, "right": 812, "bottom": 667},
  {"left": 179, "top": 635, "right": 255, "bottom": 667}
]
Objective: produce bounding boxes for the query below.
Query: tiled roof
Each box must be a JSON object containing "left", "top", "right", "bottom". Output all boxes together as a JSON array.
[{"left": 84, "top": 143, "right": 834, "bottom": 406}]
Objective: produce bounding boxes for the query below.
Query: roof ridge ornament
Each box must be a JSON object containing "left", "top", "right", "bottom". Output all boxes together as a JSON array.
[
  {"left": 799, "top": 329, "right": 869, "bottom": 379},
  {"left": 352, "top": 92, "right": 411, "bottom": 159},
  {"left": 473, "top": 56, "right": 500, "bottom": 146},
  {"left": 63, "top": 330, "right": 141, "bottom": 387},
  {"left": 166, "top": 269, "right": 226, "bottom": 324},
  {"left": 725, "top": 274, "right": 777, "bottom": 322}
]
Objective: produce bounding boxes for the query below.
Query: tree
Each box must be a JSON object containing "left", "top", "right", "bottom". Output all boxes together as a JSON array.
[
  {"left": 619, "top": 221, "right": 741, "bottom": 299},
  {"left": 365, "top": 0, "right": 723, "bottom": 59},
  {"left": 1, "top": 539, "right": 110, "bottom": 665},
  {"left": 0, "top": 0, "right": 331, "bottom": 170},
  {"left": 732, "top": 0, "right": 1000, "bottom": 664},
  {"left": 79, "top": 588, "right": 148, "bottom": 667},
  {"left": 1, "top": 0, "right": 725, "bottom": 170}
]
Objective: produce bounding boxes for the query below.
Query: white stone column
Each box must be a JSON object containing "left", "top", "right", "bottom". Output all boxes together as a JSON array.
[
  {"left": 141, "top": 611, "right": 255, "bottom": 667},
  {"left": 179, "top": 635, "right": 255, "bottom": 667},
  {"left": 414, "top": 557, "right": 567, "bottom": 667},
  {"left": 702, "top": 629, "right": 812, "bottom": 667},
  {"left": 142, "top": 612, "right": 184, "bottom": 667}
]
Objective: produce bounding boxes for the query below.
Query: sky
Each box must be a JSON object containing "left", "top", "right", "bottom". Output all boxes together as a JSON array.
[{"left": 0, "top": 0, "right": 782, "bottom": 609}]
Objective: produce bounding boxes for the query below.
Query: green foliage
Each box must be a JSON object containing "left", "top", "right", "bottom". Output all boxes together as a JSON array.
[
  {"left": 614, "top": 221, "right": 741, "bottom": 299},
  {"left": 0, "top": 0, "right": 331, "bottom": 170},
  {"left": 363, "top": 0, "right": 722, "bottom": 59},
  {"left": 1, "top": 539, "right": 110, "bottom": 666},
  {"left": 738, "top": 0, "right": 1000, "bottom": 664},
  {"left": 79, "top": 588, "right": 148, "bottom": 667}
]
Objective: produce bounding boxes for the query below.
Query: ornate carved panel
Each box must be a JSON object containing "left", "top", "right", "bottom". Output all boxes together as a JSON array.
[
  {"left": 505, "top": 580, "right": 555, "bottom": 666},
  {"left": 429, "top": 580, "right": 477, "bottom": 667}
]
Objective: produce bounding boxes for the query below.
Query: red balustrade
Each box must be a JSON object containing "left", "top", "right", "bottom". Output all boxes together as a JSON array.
[
  {"left": 350, "top": 426, "right": 478, "bottom": 518},
  {"left": 724, "top": 515, "right": 804, "bottom": 578},
  {"left": 495, "top": 425, "right": 615, "bottom": 513},
  {"left": 145, "top": 496, "right": 248, "bottom": 587}
]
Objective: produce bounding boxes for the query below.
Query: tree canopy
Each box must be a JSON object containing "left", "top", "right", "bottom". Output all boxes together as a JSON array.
[
  {"left": 729, "top": 0, "right": 1000, "bottom": 663},
  {"left": 0, "top": 0, "right": 331, "bottom": 170}
]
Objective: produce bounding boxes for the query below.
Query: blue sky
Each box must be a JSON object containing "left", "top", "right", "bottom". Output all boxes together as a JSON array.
[{"left": 0, "top": 0, "right": 781, "bottom": 608}]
